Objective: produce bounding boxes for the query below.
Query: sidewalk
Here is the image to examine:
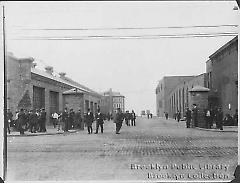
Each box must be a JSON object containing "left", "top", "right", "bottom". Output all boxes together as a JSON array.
[
  {"left": 156, "top": 116, "right": 238, "bottom": 133},
  {"left": 7, "top": 126, "right": 78, "bottom": 137}
]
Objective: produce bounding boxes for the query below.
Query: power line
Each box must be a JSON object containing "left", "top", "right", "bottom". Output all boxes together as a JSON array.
[
  {"left": 13, "top": 32, "right": 238, "bottom": 40},
  {"left": 18, "top": 24, "right": 238, "bottom": 31}
]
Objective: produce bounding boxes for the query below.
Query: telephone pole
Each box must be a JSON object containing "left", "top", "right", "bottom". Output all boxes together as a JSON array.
[{"left": 2, "top": 4, "right": 8, "bottom": 181}]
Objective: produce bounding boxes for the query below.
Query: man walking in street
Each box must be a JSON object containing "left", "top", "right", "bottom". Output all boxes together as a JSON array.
[
  {"left": 131, "top": 110, "right": 136, "bottom": 126},
  {"left": 85, "top": 108, "right": 94, "bottom": 134},
  {"left": 95, "top": 108, "right": 104, "bottom": 134},
  {"left": 114, "top": 108, "right": 124, "bottom": 134}
]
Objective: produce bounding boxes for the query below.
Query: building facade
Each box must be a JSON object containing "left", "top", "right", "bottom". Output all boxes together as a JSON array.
[
  {"left": 100, "top": 88, "right": 125, "bottom": 115},
  {"left": 155, "top": 76, "right": 194, "bottom": 117},
  {"left": 207, "top": 36, "right": 238, "bottom": 116},
  {"left": 7, "top": 52, "right": 102, "bottom": 124},
  {"left": 156, "top": 36, "right": 238, "bottom": 119},
  {"left": 167, "top": 73, "right": 207, "bottom": 118}
]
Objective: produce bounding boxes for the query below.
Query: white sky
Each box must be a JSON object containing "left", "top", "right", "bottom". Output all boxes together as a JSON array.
[{"left": 3, "top": 1, "right": 239, "bottom": 115}]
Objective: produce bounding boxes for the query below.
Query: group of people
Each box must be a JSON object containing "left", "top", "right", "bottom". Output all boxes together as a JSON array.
[
  {"left": 183, "top": 105, "right": 238, "bottom": 130},
  {"left": 7, "top": 108, "right": 47, "bottom": 135},
  {"left": 203, "top": 107, "right": 238, "bottom": 129},
  {"left": 124, "top": 110, "right": 136, "bottom": 126},
  {"left": 7, "top": 106, "right": 137, "bottom": 135}
]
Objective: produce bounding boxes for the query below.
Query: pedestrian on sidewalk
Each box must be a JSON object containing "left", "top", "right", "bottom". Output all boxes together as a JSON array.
[
  {"left": 131, "top": 110, "right": 136, "bottom": 126},
  {"left": 216, "top": 107, "right": 223, "bottom": 130},
  {"left": 205, "top": 108, "right": 211, "bottom": 129},
  {"left": 124, "top": 111, "right": 130, "bottom": 126},
  {"left": 192, "top": 104, "right": 198, "bottom": 127},
  {"left": 69, "top": 109, "right": 75, "bottom": 129},
  {"left": 185, "top": 108, "right": 191, "bottom": 128},
  {"left": 39, "top": 108, "right": 47, "bottom": 132},
  {"left": 52, "top": 112, "right": 59, "bottom": 128},
  {"left": 114, "top": 108, "right": 124, "bottom": 134},
  {"left": 95, "top": 108, "right": 104, "bottom": 134},
  {"left": 164, "top": 112, "right": 168, "bottom": 120},
  {"left": 75, "top": 109, "right": 83, "bottom": 130},
  {"left": 17, "top": 108, "right": 27, "bottom": 135},
  {"left": 85, "top": 108, "right": 94, "bottom": 134},
  {"left": 176, "top": 110, "right": 181, "bottom": 122},
  {"left": 29, "top": 109, "right": 38, "bottom": 133},
  {"left": 62, "top": 108, "right": 69, "bottom": 132},
  {"left": 7, "top": 109, "right": 13, "bottom": 134}
]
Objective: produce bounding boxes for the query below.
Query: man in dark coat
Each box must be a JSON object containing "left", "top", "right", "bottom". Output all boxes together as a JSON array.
[
  {"left": 7, "top": 109, "right": 13, "bottom": 134},
  {"left": 39, "top": 108, "right": 47, "bottom": 132},
  {"left": 75, "top": 109, "right": 83, "bottom": 130},
  {"left": 68, "top": 109, "right": 75, "bottom": 129},
  {"left": 29, "top": 109, "right": 38, "bottom": 133},
  {"left": 62, "top": 108, "right": 69, "bottom": 132},
  {"left": 176, "top": 110, "right": 181, "bottom": 122},
  {"left": 216, "top": 107, "right": 223, "bottom": 130},
  {"left": 114, "top": 108, "right": 124, "bottom": 134},
  {"left": 192, "top": 104, "right": 198, "bottom": 127},
  {"left": 185, "top": 108, "right": 191, "bottom": 128},
  {"left": 18, "top": 108, "right": 26, "bottom": 135},
  {"left": 131, "top": 110, "right": 136, "bottom": 126},
  {"left": 85, "top": 108, "right": 94, "bottom": 134},
  {"left": 125, "top": 111, "right": 130, "bottom": 126},
  {"left": 94, "top": 108, "right": 104, "bottom": 134}
]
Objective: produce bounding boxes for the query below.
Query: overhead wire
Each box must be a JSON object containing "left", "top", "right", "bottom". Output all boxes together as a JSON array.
[{"left": 17, "top": 24, "right": 238, "bottom": 31}]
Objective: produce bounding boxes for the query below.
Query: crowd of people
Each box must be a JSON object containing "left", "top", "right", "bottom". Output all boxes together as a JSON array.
[
  {"left": 182, "top": 105, "right": 238, "bottom": 130},
  {"left": 7, "top": 108, "right": 47, "bottom": 135},
  {"left": 6, "top": 107, "right": 137, "bottom": 135}
]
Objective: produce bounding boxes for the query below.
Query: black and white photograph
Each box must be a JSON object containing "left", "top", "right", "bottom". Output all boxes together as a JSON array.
[{"left": 0, "top": 1, "right": 239, "bottom": 182}]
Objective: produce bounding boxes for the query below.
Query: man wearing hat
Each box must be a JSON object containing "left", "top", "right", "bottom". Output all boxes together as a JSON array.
[
  {"left": 94, "top": 108, "right": 104, "bottom": 134},
  {"left": 39, "top": 108, "right": 47, "bottom": 132},
  {"left": 114, "top": 108, "right": 124, "bottom": 134},
  {"left": 85, "top": 108, "right": 94, "bottom": 134}
]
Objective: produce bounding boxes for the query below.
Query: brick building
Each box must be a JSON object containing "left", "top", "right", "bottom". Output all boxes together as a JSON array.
[
  {"left": 156, "top": 36, "right": 238, "bottom": 119},
  {"left": 155, "top": 76, "right": 194, "bottom": 117},
  {"left": 167, "top": 73, "right": 208, "bottom": 118},
  {"left": 100, "top": 88, "right": 125, "bottom": 115},
  {"left": 7, "top": 52, "right": 102, "bottom": 124},
  {"left": 207, "top": 36, "right": 238, "bottom": 116}
]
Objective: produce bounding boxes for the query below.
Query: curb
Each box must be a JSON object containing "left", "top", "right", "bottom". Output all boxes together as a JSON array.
[
  {"left": 195, "top": 127, "right": 238, "bottom": 133},
  {"left": 7, "top": 130, "right": 78, "bottom": 137}
]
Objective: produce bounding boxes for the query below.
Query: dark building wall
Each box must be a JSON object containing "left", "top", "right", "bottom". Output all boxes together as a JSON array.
[
  {"left": 31, "top": 73, "right": 73, "bottom": 123},
  {"left": 7, "top": 54, "right": 33, "bottom": 114},
  {"left": 63, "top": 94, "right": 84, "bottom": 117},
  {"left": 208, "top": 37, "right": 238, "bottom": 116}
]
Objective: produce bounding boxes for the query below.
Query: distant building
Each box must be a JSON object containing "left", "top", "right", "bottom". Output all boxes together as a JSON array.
[
  {"left": 7, "top": 52, "right": 102, "bottom": 124},
  {"left": 156, "top": 36, "right": 238, "bottom": 119},
  {"left": 155, "top": 76, "right": 194, "bottom": 117},
  {"left": 100, "top": 88, "right": 125, "bottom": 115}
]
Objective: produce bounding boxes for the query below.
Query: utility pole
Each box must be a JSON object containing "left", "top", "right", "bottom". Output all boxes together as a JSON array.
[{"left": 2, "top": 4, "right": 7, "bottom": 181}]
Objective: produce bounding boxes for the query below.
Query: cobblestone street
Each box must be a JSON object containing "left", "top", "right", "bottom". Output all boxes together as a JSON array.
[{"left": 7, "top": 117, "right": 238, "bottom": 181}]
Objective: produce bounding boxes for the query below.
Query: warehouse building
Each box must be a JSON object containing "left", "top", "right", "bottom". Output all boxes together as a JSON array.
[{"left": 7, "top": 52, "right": 102, "bottom": 124}]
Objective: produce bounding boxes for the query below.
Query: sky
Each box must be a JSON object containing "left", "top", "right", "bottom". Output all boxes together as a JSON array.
[{"left": 2, "top": 1, "right": 239, "bottom": 115}]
